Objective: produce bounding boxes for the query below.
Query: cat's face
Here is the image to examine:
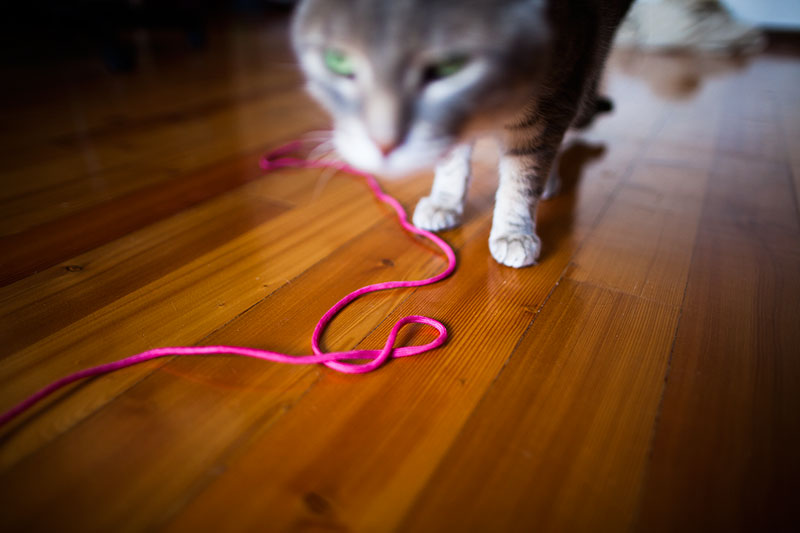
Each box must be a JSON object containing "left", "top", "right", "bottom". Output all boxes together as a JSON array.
[{"left": 292, "top": 0, "right": 549, "bottom": 176}]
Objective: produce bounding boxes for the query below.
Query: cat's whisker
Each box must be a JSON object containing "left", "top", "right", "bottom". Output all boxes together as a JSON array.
[
  {"left": 311, "top": 164, "right": 339, "bottom": 201},
  {"left": 301, "top": 130, "right": 335, "bottom": 145},
  {"left": 306, "top": 141, "right": 335, "bottom": 156},
  {"left": 307, "top": 142, "right": 337, "bottom": 164}
]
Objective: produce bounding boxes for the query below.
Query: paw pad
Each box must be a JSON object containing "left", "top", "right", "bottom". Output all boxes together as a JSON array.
[
  {"left": 413, "top": 196, "right": 462, "bottom": 231},
  {"left": 489, "top": 233, "right": 541, "bottom": 268}
]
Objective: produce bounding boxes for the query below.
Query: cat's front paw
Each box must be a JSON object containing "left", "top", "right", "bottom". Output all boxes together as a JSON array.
[
  {"left": 489, "top": 232, "right": 541, "bottom": 268},
  {"left": 413, "top": 196, "right": 462, "bottom": 231}
]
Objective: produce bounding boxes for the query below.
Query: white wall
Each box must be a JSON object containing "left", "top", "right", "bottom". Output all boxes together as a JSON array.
[{"left": 724, "top": 0, "right": 800, "bottom": 29}]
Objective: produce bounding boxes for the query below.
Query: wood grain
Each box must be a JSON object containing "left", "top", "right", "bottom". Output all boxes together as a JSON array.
[
  {"left": 162, "top": 140, "right": 639, "bottom": 533},
  {"left": 634, "top": 155, "right": 800, "bottom": 531},
  {"left": 398, "top": 115, "right": 712, "bottom": 531},
  {"left": 0, "top": 169, "right": 424, "bottom": 467},
  {"left": 1, "top": 15, "right": 799, "bottom": 533},
  {"left": 401, "top": 280, "right": 679, "bottom": 533}
]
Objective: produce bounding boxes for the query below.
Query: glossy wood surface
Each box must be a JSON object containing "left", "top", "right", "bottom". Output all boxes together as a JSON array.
[{"left": 1, "top": 16, "right": 798, "bottom": 532}]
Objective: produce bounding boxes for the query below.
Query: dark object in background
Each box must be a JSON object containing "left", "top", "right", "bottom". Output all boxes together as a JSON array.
[
  {"left": 0, "top": 1, "right": 295, "bottom": 72},
  {"left": 1, "top": 1, "right": 213, "bottom": 71}
]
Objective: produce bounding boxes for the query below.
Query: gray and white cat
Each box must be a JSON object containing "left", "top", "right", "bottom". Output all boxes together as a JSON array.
[{"left": 291, "top": 0, "right": 633, "bottom": 267}]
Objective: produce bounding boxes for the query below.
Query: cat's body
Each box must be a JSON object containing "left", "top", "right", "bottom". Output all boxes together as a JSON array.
[{"left": 292, "top": 0, "right": 633, "bottom": 267}]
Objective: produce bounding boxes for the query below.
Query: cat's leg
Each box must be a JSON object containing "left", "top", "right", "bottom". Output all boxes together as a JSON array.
[
  {"left": 413, "top": 143, "right": 473, "bottom": 231},
  {"left": 490, "top": 138, "right": 561, "bottom": 267}
]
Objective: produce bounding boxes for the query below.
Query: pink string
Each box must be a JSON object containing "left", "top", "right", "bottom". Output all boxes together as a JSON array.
[{"left": 0, "top": 142, "right": 456, "bottom": 428}]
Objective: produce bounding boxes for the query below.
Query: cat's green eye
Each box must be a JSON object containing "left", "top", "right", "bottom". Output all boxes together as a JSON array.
[
  {"left": 324, "top": 49, "right": 355, "bottom": 78},
  {"left": 436, "top": 58, "right": 467, "bottom": 78},
  {"left": 425, "top": 57, "right": 468, "bottom": 83}
]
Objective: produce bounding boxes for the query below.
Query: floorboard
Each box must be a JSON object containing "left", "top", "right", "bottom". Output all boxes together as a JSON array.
[{"left": 1, "top": 13, "right": 798, "bottom": 533}]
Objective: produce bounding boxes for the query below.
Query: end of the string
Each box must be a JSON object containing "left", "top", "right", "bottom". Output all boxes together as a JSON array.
[
  {"left": 258, "top": 156, "right": 275, "bottom": 171},
  {"left": 260, "top": 140, "right": 307, "bottom": 170}
]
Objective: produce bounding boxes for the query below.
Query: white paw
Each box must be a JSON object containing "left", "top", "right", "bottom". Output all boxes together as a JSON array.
[
  {"left": 489, "top": 232, "right": 541, "bottom": 268},
  {"left": 413, "top": 196, "right": 462, "bottom": 231}
]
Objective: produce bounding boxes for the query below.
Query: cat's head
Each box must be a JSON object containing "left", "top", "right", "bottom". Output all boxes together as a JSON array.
[{"left": 292, "top": 0, "right": 550, "bottom": 176}]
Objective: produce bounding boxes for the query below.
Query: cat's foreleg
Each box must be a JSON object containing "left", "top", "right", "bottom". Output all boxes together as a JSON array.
[
  {"left": 490, "top": 146, "right": 557, "bottom": 268},
  {"left": 413, "top": 143, "right": 473, "bottom": 231}
]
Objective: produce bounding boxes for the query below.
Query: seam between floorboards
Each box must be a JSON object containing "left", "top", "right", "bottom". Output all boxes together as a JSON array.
[
  {"left": 482, "top": 106, "right": 672, "bottom": 392},
  {"left": 0, "top": 142, "right": 293, "bottom": 289},
  {"left": 628, "top": 115, "right": 715, "bottom": 533},
  {"left": 154, "top": 367, "right": 327, "bottom": 531},
  {"left": 155, "top": 214, "right": 497, "bottom": 529},
  {"left": 628, "top": 242, "right": 693, "bottom": 533},
  {"left": 69, "top": 208, "right": 445, "bottom": 526},
  {"left": 0, "top": 202, "right": 391, "bottom": 471},
  {"left": 1, "top": 191, "right": 485, "bottom": 506},
  {"left": 153, "top": 263, "right": 436, "bottom": 530},
  {"left": 397, "top": 105, "right": 676, "bottom": 529},
  {"left": 397, "top": 112, "right": 673, "bottom": 530}
]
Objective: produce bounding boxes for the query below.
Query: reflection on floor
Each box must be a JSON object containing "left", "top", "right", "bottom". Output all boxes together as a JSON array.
[{"left": 0, "top": 14, "right": 798, "bottom": 532}]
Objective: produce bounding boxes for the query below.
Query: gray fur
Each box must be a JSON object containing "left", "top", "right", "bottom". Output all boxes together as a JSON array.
[{"left": 292, "top": 0, "right": 632, "bottom": 267}]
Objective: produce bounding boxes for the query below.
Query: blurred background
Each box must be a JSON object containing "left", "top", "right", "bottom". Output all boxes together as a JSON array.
[
  {"left": 0, "top": 1, "right": 298, "bottom": 72},
  {"left": 1, "top": 1, "right": 798, "bottom": 82},
  {"left": 716, "top": 0, "right": 800, "bottom": 29},
  {"left": 1, "top": 1, "right": 798, "bottom": 73}
]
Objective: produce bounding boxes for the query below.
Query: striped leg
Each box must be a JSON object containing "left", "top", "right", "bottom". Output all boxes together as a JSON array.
[{"left": 490, "top": 131, "right": 562, "bottom": 268}]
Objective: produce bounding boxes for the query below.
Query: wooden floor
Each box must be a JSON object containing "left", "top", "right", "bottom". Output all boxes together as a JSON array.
[{"left": 1, "top": 14, "right": 799, "bottom": 533}]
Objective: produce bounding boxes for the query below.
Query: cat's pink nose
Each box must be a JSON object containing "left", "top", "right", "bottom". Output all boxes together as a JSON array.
[{"left": 376, "top": 140, "right": 398, "bottom": 157}]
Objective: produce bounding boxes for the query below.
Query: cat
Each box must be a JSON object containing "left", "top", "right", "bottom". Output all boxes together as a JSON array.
[{"left": 291, "top": 0, "right": 633, "bottom": 267}]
